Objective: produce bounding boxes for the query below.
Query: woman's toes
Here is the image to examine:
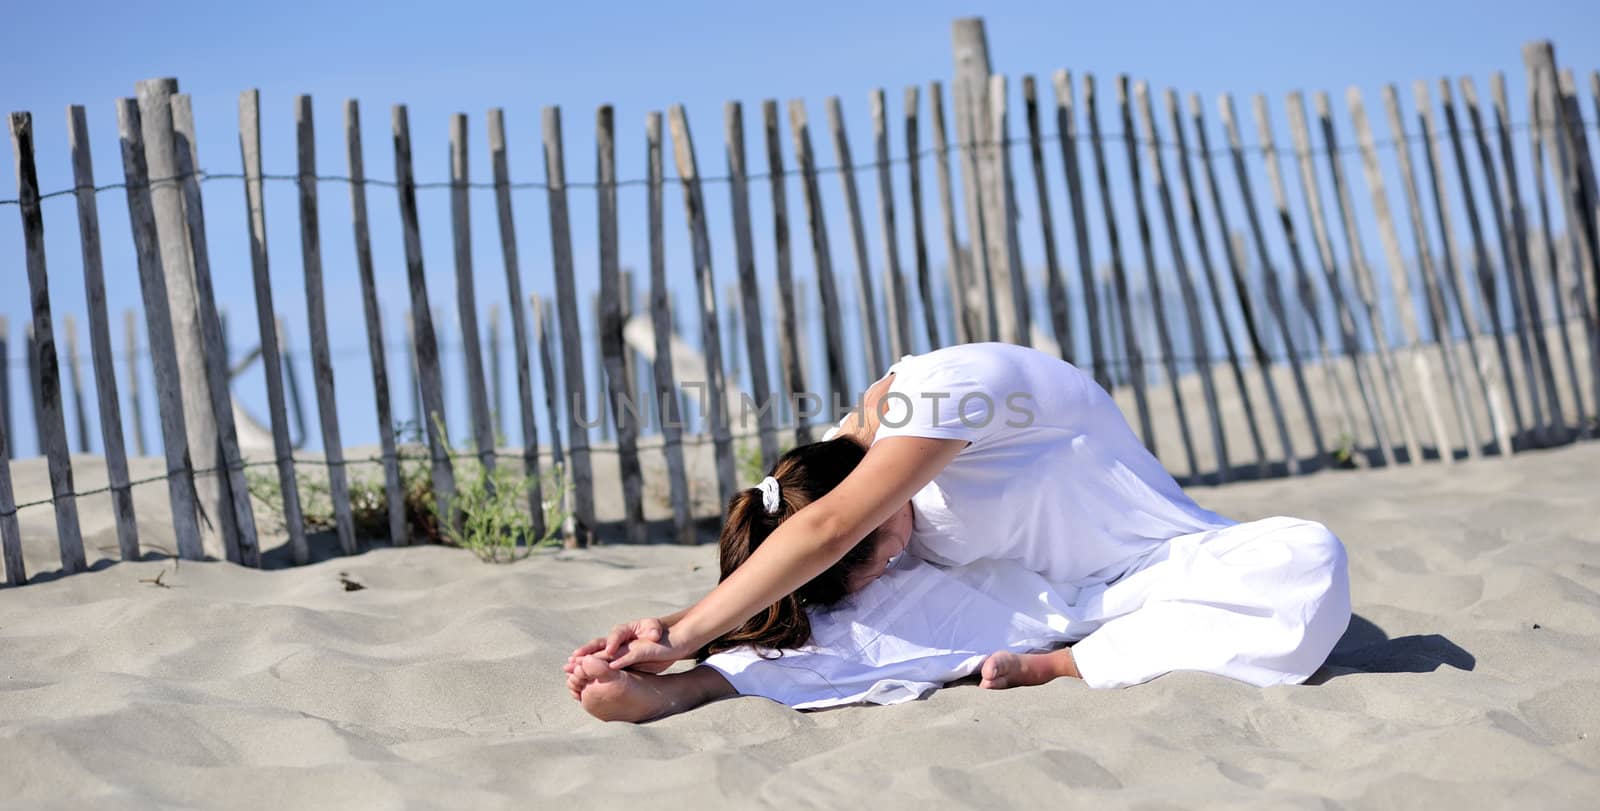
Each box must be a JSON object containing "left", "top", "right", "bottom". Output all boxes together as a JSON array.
[
  {"left": 979, "top": 651, "right": 1016, "bottom": 690},
  {"left": 577, "top": 654, "right": 621, "bottom": 682}
]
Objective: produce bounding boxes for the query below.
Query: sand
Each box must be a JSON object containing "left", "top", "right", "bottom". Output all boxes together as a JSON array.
[{"left": 2, "top": 438, "right": 1599, "bottom": 808}]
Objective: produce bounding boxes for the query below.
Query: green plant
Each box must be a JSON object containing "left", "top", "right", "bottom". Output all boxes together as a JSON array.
[
  {"left": 244, "top": 428, "right": 568, "bottom": 558},
  {"left": 1331, "top": 431, "right": 1358, "bottom": 468},
  {"left": 422, "top": 414, "right": 571, "bottom": 562},
  {"left": 247, "top": 466, "right": 392, "bottom": 538}
]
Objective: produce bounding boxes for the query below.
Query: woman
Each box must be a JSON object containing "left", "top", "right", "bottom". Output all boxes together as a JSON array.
[{"left": 566, "top": 343, "right": 1351, "bottom": 720}]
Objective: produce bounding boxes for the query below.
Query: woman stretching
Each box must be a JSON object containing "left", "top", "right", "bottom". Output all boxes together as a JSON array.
[{"left": 565, "top": 343, "right": 1351, "bottom": 721}]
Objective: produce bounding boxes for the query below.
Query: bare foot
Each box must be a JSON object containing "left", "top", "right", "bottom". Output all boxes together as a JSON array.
[
  {"left": 567, "top": 655, "right": 668, "bottom": 722},
  {"left": 979, "top": 648, "right": 1080, "bottom": 690}
]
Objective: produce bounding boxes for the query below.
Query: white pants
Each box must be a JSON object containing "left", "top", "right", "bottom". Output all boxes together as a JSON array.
[
  {"left": 1068, "top": 516, "right": 1351, "bottom": 689},
  {"left": 704, "top": 517, "right": 1351, "bottom": 708}
]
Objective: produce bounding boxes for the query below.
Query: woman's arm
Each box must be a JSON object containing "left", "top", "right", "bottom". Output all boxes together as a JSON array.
[{"left": 608, "top": 434, "right": 965, "bottom": 669}]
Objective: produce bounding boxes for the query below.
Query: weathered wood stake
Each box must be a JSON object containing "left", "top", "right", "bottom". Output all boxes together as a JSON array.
[
  {"left": 486, "top": 107, "right": 546, "bottom": 541},
  {"left": 117, "top": 98, "right": 204, "bottom": 560},
  {"left": 647, "top": 111, "right": 694, "bottom": 544},
  {"left": 9, "top": 112, "right": 87, "bottom": 573}
]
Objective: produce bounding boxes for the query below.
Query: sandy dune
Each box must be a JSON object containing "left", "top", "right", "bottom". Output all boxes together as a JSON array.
[{"left": 1, "top": 440, "right": 1598, "bottom": 808}]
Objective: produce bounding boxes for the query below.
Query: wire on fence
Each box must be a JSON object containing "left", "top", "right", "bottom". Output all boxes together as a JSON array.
[{"left": 2, "top": 120, "right": 1584, "bottom": 208}]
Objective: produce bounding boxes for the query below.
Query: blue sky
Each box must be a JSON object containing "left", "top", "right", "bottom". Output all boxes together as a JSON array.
[{"left": 2, "top": 1, "right": 1597, "bottom": 457}]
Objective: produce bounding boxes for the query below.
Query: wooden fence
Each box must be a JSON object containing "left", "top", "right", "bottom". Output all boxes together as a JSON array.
[{"left": 2, "top": 19, "right": 1598, "bottom": 585}]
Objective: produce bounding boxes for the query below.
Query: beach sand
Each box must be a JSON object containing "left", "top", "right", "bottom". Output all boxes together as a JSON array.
[{"left": 1, "top": 436, "right": 1598, "bottom": 808}]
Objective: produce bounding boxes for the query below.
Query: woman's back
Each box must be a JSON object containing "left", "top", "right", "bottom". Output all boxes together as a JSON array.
[{"left": 876, "top": 343, "right": 1232, "bottom": 584}]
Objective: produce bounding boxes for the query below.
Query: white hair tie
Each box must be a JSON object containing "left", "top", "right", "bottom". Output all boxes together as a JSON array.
[{"left": 755, "top": 476, "right": 782, "bottom": 515}]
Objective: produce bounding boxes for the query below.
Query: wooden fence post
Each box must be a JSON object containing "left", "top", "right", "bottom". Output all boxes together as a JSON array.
[
  {"left": 644, "top": 112, "right": 695, "bottom": 544},
  {"left": 1022, "top": 76, "right": 1073, "bottom": 362},
  {"left": 984, "top": 75, "right": 1028, "bottom": 346},
  {"left": 488, "top": 305, "right": 503, "bottom": 441},
  {"left": 1439, "top": 83, "right": 1530, "bottom": 444},
  {"left": 447, "top": 113, "right": 498, "bottom": 479},
  {"left": 1121, "top": 78, "right": 1201, "bottom": 481},
  {"left": 1381, "top": 85, "right": 1486, "bottom": 460},
  {"left": 295, "top": 96, "right": 357, "bottom": 555},
  {"left": 1196, "top": 155, "right": 1292, "bottom": 476},
  {"left": 1053, "top": 72, "right": 1112, "bottom": 392},
  {"left": 345, "top": 99, "right": 409, "bottom": 547},
  {"left": 1219, "top": 92, "right": 1327, "bottom": 468},
  {"left": 277, "top": 317, "right": 309, "bottom": 448},
  {"left": 1315, "top": 91, "right": 1425, "bottom": 465},
  {"left": 1346, "top": 87, "right": 1456, "bottom": 462},
  {"left": 1082, "top": 73, "right": 1156, "bottom": 454},
  {"left": 172, "top": 94, "right": 260, "bottom": 564},
  {"left": 1415, "top": 81, "right": 1513, "bottom": 456},
  {"left": 788, "top": 100, "right": 853, "bottom": 407},
  {"left": 1254, "top": 94, "right": 1366, "bottom": 461},
  {"left": 1532, "top": 47, "right": 1600, "bottom": 425},
  {"left": 1523, "top": 70, "right": 1590, "bottom": 431},
  {"left": 393, "top": 104, "right": 459, "bottom": 529},
  {"left": 0, "top": 316, "right": 10, "bottom": 460},
  {"left": 404, "top": 313, "right": 422, "bottom": 430},
  {"left": 762, "top": 100, "right": 810, "bottom": 444},
  {"left": 871, "top": 89, "right": 914, "bottom": 362},
  {"left": 902, "top": 86, "right": 942, "bottom": 352},
  {"left": 668, "top": 105, "right": 739, "bottom": 508},
  {"left": 136, "top": 78, "right": 231, "bottom": 556},
  {"left": 725, "top": 101, "right": 781, "bottom": 469},
  {"left": 238, "top": 90, "right": 308, "bottom": 562},
  {"left": 0, "top": 413, "right": 20, "bottom": 583},
  {"left": 532, "top": 295, "right": 575, "bottom": 543},
  {"left": 950, "top": 19, "right": 995, "bottom": 342},
  {"left": 116, "top": 97, "right": 205, "bottom": 560},
  {"left": 25, "top": 325, "right": 41, "bottom": 455},
  {"left": 826, "top": 96, "right": 889, "bottom": 375},
  {"left": 1557, "top": 69, "right": 1600, "bottom": 334},
  {"left": 540, "top": 106, "right": 595, "bottom": 547},
  {"left": 596, "top": 105, "right": 647, "bottom": 543},
  {"left": 593, "top": 293, "right": 613, "bottom": 443},
  {"left": 1167, "top": 89, "right": 1271, "bottom": 477},
  {"left": 1135, "top": 82, "right": 1231, "bottom": 483},
  {"left": 927, "top": 81, "right": 975, "bottom": 344},
  {"left": 486, "top": 107, "right": 546, "bottom": 541},
  {"left": 1488, "top": 74, "right": 1566, "bottom": 437},
  {"left": 1460, "top": 79, "right": 1549, "bottom": 440},
  {"left": 1283, "top": 91, "right": 1399, "bottom": 467},
  {"left": 9, "top": 112, "right": 87, "bottom": 574},
  {"left": 123, "top": 311, "right": 146, "bottom": 457},
  {"left": 62, "top": 316, "right": 90, "bottom": 452}
]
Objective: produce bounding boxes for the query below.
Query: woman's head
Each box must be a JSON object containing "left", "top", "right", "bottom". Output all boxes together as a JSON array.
[{"left": 701, "top": 436, "right": 911, "bottom": 658}]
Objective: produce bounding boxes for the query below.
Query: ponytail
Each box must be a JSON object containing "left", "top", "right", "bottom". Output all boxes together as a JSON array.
[{"left": 699, "top": 436, "right": 876, "bottom": 658}]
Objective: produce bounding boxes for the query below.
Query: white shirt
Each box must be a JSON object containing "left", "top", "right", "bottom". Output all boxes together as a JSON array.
[
  {"left": 704, "top": 553, "right": 1080, "bottom": 708},
  {"left": 873, "top": 343, "right": 1232, "bottom": 585}
]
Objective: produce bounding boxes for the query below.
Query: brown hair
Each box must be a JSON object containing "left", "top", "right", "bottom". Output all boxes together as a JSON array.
[{"left": 699, "top": 436, "right": 878, "bottom": 659}]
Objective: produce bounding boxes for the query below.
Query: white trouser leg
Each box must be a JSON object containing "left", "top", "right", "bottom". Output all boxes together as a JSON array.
[{"left": 1069, "top": 517, "right": 1351, "bottom": 689}]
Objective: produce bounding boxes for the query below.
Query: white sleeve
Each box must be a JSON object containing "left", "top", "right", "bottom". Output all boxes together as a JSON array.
[{"left": 872, "top": 357, "right": 998, "bottom": 446}]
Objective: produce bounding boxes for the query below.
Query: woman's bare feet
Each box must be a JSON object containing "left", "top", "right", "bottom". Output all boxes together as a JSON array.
[
  {"left": 978, "top": 648, "right": 1080, "bottom": 690},
  {"left": 566, "top": 655, "right": 737, "bottom": 723},
  {"left": 568, "top": 655, "right": 665, "bottom": 722}
]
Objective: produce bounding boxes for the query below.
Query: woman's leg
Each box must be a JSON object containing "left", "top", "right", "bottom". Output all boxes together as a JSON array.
[
  {"left": 1069, "top": 517, "right": 1351, "bottom": 689},
  {"left": 569, "top": 655, "right": 737, "bottom": 722}
]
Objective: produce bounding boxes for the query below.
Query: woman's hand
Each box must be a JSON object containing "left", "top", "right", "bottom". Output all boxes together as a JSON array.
[
  {"left": 564, "top": 617, "right": 676, "bottom": 675},
  {"left": 605, "top": 625, "right": 697, "bottom": 671}
]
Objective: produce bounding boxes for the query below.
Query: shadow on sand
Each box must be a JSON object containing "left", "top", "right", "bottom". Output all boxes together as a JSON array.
[{"left": 1307, "top": 613, "right": 1475, "bottom": 684}]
